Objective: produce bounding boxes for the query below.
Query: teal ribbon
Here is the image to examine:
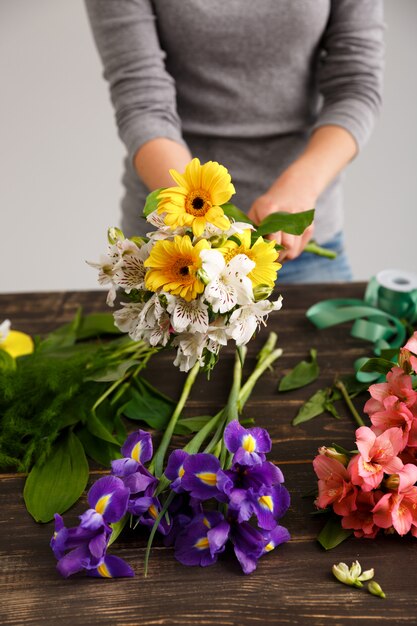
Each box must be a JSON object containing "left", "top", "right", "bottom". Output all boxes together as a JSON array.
[{"left": 306, "top": 275, "right": 417, "bottom": 383}]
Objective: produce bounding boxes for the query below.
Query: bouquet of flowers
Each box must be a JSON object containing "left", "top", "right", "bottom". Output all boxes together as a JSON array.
[
  {"left": 89, "top": 157, "right": 313, "bottom": 372},
  {"left": 313, "top": 332, "right": 417, "bottom": 542},
  {"left": 49, "top": 158, "right": 318, "bottom": 578}
]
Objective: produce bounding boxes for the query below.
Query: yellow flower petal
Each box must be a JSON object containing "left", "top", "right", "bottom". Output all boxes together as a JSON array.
[{"left": 1, "top": 330, "right": 34, "bottom": 358}]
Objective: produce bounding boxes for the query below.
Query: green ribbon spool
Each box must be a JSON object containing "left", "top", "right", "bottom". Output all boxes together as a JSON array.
[{"left": 306, "top": 269, "right": 417, "bottom": 383}]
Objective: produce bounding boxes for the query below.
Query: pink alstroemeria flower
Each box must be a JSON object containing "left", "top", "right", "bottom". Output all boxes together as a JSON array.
[
  {"left": 341, "top": 490, "right": 383, "bottom": 538},
  {"left": 399, "top": 332, "right": 417, "bottom": 374},
  {"left": 369, "top": 395, "right": 414, "bottom": 448},
  {"left": 348, "top": 426, "right": 404, "bottom": 491},
  {"left": 364, "top": 366, "right": 417, "bottom": 417},
  {"left": 313, "top": 454, "right": 356, "bottom": 516},
  {"left": 373, "top": 479, "right": 417, "bottom": 537}
]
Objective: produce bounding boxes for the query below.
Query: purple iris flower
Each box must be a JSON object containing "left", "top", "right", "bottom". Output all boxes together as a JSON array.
[
  {"left": 174, "top": 511, "right": 230, "bottom": 567},
  {"left": 224, "top": 420, "right": 271, "bottom": 466},
  {"left": 88, "top": 554, "right": 134, "bottom": 578},
  {"left": 261, "top": 524, "right": 291, "bottom": 555},
  {"left": 228, "top": 484, "right": 290, "bottom": 530},
  {"left": 226, "top": 460, "right": 285, "bottom": 491},
  {"left": 120, "top": 429, "right": 153, "bottom": 464},
  {"left": 128, "top": 495, "right": 170, "bottom": 535},
  {"left": 229, "top": 519, "right": 265, "bottom": 575},
  {"left": 165, "top": 449, "right": 189, "bottom": 492},
  {"left": 181, "top": 453, "right": 232, "bottom": 502},
  {"left": 51, "top": 475, "right": 131, "bottom": 578}
]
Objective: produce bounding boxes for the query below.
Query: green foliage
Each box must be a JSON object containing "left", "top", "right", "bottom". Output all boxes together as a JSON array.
[
  {"left": 143, "top": 188, "right": 164, "bottom": 217},
  {"left": 255, "top": 209, "right": 315, "bottom": 237},
  {"left": 23, "top": 431, "right": 89, "bottom": 523},
  {"left": 279, "top": 349, "right": 319, "bottom": 391},
  {"left": 317, "top": 515, "right": 353, "bottom": 550},
  {"left": 0, "top": 310, "right": 157, "bottom": 521},
  {"left": 221, "top": 202, "right": 254, "bottom": 225}
]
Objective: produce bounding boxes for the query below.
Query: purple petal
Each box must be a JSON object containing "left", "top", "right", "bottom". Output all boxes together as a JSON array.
[
  {"left": 111, "top": 457, "right": 140, "bottom": 477},
  {"left": 262, "top": 525, "right": 291, "bottom": 554},
  {"left": 207, "top": 521, "right": 230, "bottom": 557},
  {"left": 182, "top": 453, "right": 232, "bottom": 501},
  {"left": 233, "top": 544, "right": 258, "bottom": 575},
  {"left": 88, "top": 555, "right": 135, "bottom": 578},
  {"left": 123, "top": 469, "right": 157, "bottom": 495},
  {"left": 56, "top": 546, "right": 90, "bottom": 578},
  {"left": 166, "top": 449, "right": 189, "bottom": 492},
  {"left": 128, "top": 495, "right": 154, "bottom": 516},
  {"left": 224, "top": 420, "right": 246, "bottom": 453},
  {"left": 87, "top": 475, "right": 129, "bottom": 523},
  {"left": 233, "top": 448, "right": 266, "bottom": 467},
  {"left": 79, "top": 508, "right": 105, "bottom": 531},
  {"left": 88, "top": 528, "right": 110, "bottom": 559},
  {"left": 121, "top": 430, "right": 153, "bottom": 464},
  {"left": 224, "top": 420, "right": 271, "bottom": 457}
]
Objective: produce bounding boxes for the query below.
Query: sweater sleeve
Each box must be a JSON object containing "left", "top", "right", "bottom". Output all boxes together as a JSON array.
[
  {"left": 84, "top": 0, "right": 186, "bottom": 163},
  {"left": 312, "top": 0, "right": 385, "bottom": 151}
]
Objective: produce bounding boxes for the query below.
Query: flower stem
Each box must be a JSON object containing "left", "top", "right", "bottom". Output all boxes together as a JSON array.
[
  {"left": 335, "top": 379, "right": 365, "bottom": 428},
  {"left": 149, "top": 360, "right": 201, "bottom": 478},
  {"left": 238, "top": 347, "right": 283, "bottom": 410},
  {"left": 219, "top": 348, "right": 244, "bottom": 468}
]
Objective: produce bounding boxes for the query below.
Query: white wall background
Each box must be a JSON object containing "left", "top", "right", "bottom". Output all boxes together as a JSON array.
[{"left": 0, "top": 0, "right": 416, "bottom": 294}]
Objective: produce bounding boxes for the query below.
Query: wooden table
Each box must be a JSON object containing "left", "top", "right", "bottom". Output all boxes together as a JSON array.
[{"left": 1, "top": 284, "right": 416, "bottom": 626}]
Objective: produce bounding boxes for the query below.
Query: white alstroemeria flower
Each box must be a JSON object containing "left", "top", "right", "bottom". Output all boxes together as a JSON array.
[
  {"left": 225, "top": 221, "right": 255, "bottom": 236},
  {"left": 88, "top": 236, "right": 145, "bottom": 306},
  {"left": 113, "top": 302, "right": 144, "bottom": 335},
  {"left": 227, "top": 296, "right": 283, "bottom": 345},
  {"left": 146, "top": 210, "right": 189, "bottom": 240},
  {"left": 166, "top": 294, "right": 209, "bottom": 334},
  {"left": 138, "top": 294, "right": 171, "bottom": 347},
  {"left": 200, "top": 250, "right": 255, "bottom": 313},
  {"left": 0, "top": 319, "right": 11, "bottom": 343},
  {"left": 172, "top": 332, "right": 207, "bottom": 372},
  {"left": 207, "top": 317, "right": 229, "bottom": 347},
  {"left": 112, "top": 240, "right": 150, "bottom": 294}
]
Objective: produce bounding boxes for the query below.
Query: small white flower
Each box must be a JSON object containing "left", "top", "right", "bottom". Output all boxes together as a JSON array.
[
  {"left": 0, "top": 319, "right": 11, "bottom": 343},
  {"left": 113, "top": 302, "right": 144, "bottom": 334},
  {"left": 146, "top": 210, "right": 189, "bottom": 240},
  {"left": 112, "top": 240, "right": 149, "bottom": 293},
  {"left": 200, "top": 250, "right": 254, "bottom": 314},
  {"left": 166, "top": 295, "right": 209, "bottom": 334},
  {"left": 172, "top": 332, "right": 207, "bottom": 372},
  {"left": 332, "top": 561, "right": 375, "bottom": 589},
  {"left": 207, "top": 317, "right": 229, "bottom": 347},
  {"left": 227, "top": 296, "right": 283, "bottom": 345}
]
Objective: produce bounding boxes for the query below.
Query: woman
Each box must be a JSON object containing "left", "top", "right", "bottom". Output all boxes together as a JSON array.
[{"left": 85, "top": 0, "right": 384, "bottom": 282}]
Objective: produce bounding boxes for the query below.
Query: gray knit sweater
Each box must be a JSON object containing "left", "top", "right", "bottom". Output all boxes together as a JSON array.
[{"left": 85, "top": 0, "right": 384, "bottom": 243}]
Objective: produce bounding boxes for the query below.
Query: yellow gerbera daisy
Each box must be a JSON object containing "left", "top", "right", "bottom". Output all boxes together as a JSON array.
[
  {"left": 157, "top": 158, "right": 235, "bottom": 237},
  {"left": 218, "top": 230, "right": 281, "bottom": 288},
  {"left": 144, "top": 235, "right": 210, "bottom": 302}
]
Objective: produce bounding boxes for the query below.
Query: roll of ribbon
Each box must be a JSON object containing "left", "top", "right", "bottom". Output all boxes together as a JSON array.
[
  {"left": 306, "top": 269, "right": 417, "bottom": 382},
  {"left": 365, "top": 269, "right": 417, "bottom": 323}
]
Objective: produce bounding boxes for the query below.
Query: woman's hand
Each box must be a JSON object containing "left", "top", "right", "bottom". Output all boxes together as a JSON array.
[
  {"left": 248, "top": 125, "right": 358, "bottom": 261},
  {"left": 248, "top": 166, "right": 317, "bottom": 261}
]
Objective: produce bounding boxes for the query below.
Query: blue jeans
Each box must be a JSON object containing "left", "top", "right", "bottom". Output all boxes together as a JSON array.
[{"left": 277, "top": 232, "right": 353, "bottom": 284}]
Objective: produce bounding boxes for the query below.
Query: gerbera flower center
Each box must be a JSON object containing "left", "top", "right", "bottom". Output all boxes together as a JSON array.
[
  {"left": 172, "top": 257, "right": 194, "bottom": 281},
  {"left": 223, "top": 246, "right": 253, "bottom": 265},
  {"left": 185, "top": 189, "right": 212, "bottom": 216}
]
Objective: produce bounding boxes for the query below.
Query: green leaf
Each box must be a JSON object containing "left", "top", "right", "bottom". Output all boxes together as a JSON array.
[
  {"left": 123, "top": 378, "right": 176, "bottom": 431},
  {"left": 279, "top": 349, "right": 319, "bottom": 391},
  {"left": 108, "top": 514, "right": 128, "bottom": 547},
  {"left": 359, "top": 357, "right": 394, "bottom": 375},
  {"left": 338, "top": 375, "right": 369, "bottom": 398},
  {"left": 317, "top": 516, "right": 353, "bottom": 550},
  {"left": 292, "top": 388, "right": 330, "bottom": 426},
  {"left": 38, "top": 308, "right": 82, "bottom": 352},
  {"left": 221, "top": 202, "right": 254, "bottom": 225},
  {"left": 76, "top": 313, "right": 121, "bottom": 340},
  {"left": 87, "top": 359, "right": 140, "bottom": 383},
  {"left": 23, "top": 431, "right": 89, "bottom": 522},
  {"left": 143, "top": 188, "right": 164, "bottom": 217},
  {"left": 87, "top": 410, "right": 122, "bottom": 446},
  {"left": 76, "top": 427, "right": 121, "bottom": 467},
  {"left": 255, "top": 209, "right": 315, "bottom": 237},
  {"left": 174, "top": 415, "right": 213, "bottom": 435}
]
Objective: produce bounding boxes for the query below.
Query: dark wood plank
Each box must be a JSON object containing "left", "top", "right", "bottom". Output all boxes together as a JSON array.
[{"left": 1, "top": 283, "right": 414, "bottom": 626}]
